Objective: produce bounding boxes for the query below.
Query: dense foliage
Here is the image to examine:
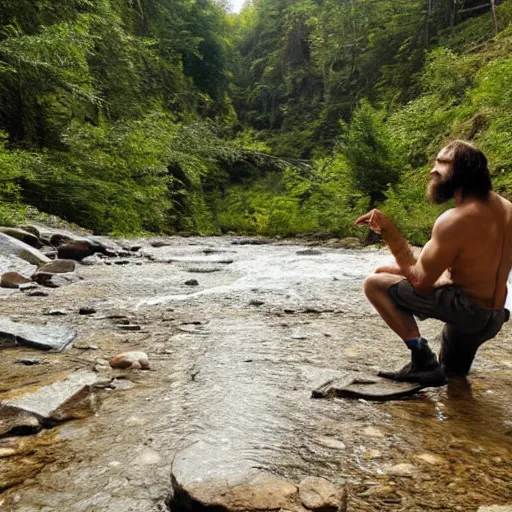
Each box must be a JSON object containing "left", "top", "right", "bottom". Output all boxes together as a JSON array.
[{"left": 0, "top": 0, "right": 511, "bottom": 243}]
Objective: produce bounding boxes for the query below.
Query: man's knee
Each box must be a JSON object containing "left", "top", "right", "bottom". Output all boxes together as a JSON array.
[{"left": 363, "top": 273, "right": 387, "bottom": 299}]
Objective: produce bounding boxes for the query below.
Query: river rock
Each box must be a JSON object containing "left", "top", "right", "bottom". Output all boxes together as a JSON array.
[
  {"left": 337, "top": 237, "right": 362, "bottom": 249},
  {"left": 0, "top": 404, "right": 41, "bottom": 437},
  {"left": 0, "top": 317, "right": 77, "bottom": 351},
  {"left": 19, "top": 282, "right": 38, "bottom": 291},
  {"left": 0, "top": 371, "right": 99, "bottom": 435},
  {"left": 27, "top": 289, "right": 49, "bottom": 297},
  {"left": 38, "top": 259, "right": 76, "bottom": 274},
  {"left": 478, "top": 507, "right": 512, "bottom": 512},
  {"left": 387, "top": 463, "right": 417, "bottom": 476},
  {"left": 109, "top": 352, "right": 149, "bottom": 370},
  {"left": 185, "top": 279, "right": 199, "bottom": 286},
  {"left": 0, "top": 227, "right": 41, "bottom": 248},
  {"left": 79, "top": 306, "right": 97, "bottom": 315},
  {"left": 298, "top": 476, "right": 346, "bottom": 511},
  {"left": 296, "top": 249, "right": 322, "bottom": 256},
  {"left": 32, "top": 272, "right": 80, "bottom": 288},
  {"left": 49, "top": 232, "right": 75, "bottom": 247},
  {"left": 18, "top": 224, "right": 41, "bottom": 238},
  {"left": 170, "top": 462, "right": 298, "bottom": 511},
  {"left": 0, "top": 271, "right": 31, "bottom": 288},
  {"left": 312, "top": 377, "right": 423, "bottom": 400},
  {"left": 57, "top": 240, "right": 95, "bottom": 261},
  {"left": 0, "top": 232, "right": 50, "bottom": 266}
]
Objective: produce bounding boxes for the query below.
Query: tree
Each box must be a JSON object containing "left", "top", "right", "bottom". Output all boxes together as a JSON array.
[{"left": 342, "top": 99, "right": 402, "bottom": 207}]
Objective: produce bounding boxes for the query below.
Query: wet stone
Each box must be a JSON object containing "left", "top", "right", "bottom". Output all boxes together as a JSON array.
[
  {"left": 44, "top": 309, "right": 68, "bottom": 316},
  {"left": 358, "top": 485, "right": 397, "bottom": 498},
  {"left": 170, "top": 459, "right": 298, "bottom": 511},
  {"left": 73, "top": 342, "right": 98, "bottom": 350},
  {"left": 316, "top": 436, "right": 347, "bottom": 450},
  {"left": 187, "top": 267, "right": 222, "bottom": 273},
  {"left": 79, "top": 306, "right": 97, "bottom": 315},
  {"left": 0, "top": 232, "right": 50, "bottom": 266},
  {"left": 114, "top": 259, "right": 130, "bottom": 265},
  {"left": 387, "top": 463, "right": 418, "bottom": 477},
  {"left": 312, "top": 376, "right": 423, "bottom": 401},
  {"left": 0, "top": 316, "right": 77, "bottom": 351},
  {"left": 0, "top": 371, "right": 100, "bottom": 435},
  {"left": 18, "top": 282, "right": 38, "bottom": 291},
  {"left": 38, "top": 259, "right": 76, "bottom": 274},
  {"left": 0, "top": 404, "right": 41, "bottom": 437},
  {"left": 477, "top": 507, "right": 512, "bottom": 512},
  {"left": 296, "top": 249, "right": 322, "bottom": 256},
  {"left": 184, "top": 279, "right": 199, "bottom": 286},
  {"left": 0, "top": 271, "right": 31, "bottom": 288},
  {"left": 109, "top": 351, "right": 149, "bottom": 370},
  {"left": 414, "top": 453, "right": 449, "bottom": 466},
  {"left": 298, "top": 476, "right": 346, "bottom": 511},
  {"left": 16, "top": 359, "right": 43, "bottom": 366},
  {"left": 26, "top": 289, "right": 49, "bottom": 297},
  {"left": 115, "top": 324, "right": 142, "bottom": 331},
  {"left": 0, "top": 227, "right": 41, "bottom": 248}
]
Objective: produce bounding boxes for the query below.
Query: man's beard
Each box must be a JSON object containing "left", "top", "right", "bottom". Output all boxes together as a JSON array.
[{"left": 427, "top": 173, "right": 457, "bottom": 204}]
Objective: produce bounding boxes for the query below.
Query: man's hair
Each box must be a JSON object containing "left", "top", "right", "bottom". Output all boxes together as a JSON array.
[{"left": 444, "top": 140, "right": 492, "bottom": 200}]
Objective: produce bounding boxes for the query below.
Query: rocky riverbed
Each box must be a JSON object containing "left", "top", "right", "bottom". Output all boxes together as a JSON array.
[{"left": 0, "top": 231, "right": 511, "bottom": 512}]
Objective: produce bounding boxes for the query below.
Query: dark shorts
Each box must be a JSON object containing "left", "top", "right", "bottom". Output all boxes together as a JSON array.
[{"left": 388, "top": 280, "right": 509, "bottom": 375}]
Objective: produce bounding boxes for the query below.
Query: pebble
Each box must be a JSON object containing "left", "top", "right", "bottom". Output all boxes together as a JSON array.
[
  {"left": 79, "top": 307, "right": 97, "bottom": 315},
  {"left": 16, "top": 359, "right": 42, "bottom": 366},
  {"left": 414, "top": 453, "right": 448, "bottom": 465},
  {"left": 362, "top": 449, "right": 382, "bottom": 459},
  {"left": 362, "top": 426, "right": 384, "bottom": 438},
  {"left": 184, "top": 279, "right": 199, "bottom": 286},
  {"left": 27, "top": 290, "right": 49, "bottom": 297},
  {"left": 73, "top": 342, "right": 99, "bottom": 350},
  {"left": 387, "top": 463, "right": 417, "bottom": 476},
  {"left": 18, "top": 282, "right": 38, "bottom": 291},
  {"left": 316, "top": 436, "right": 346, "bottom": 450},
  {"left": 133, "top": 449, "right": 161, "bottom": 465},
  {"left": 249, "top": 299, "right": 264, "bottom": 306},
  {"left": 109, "top": 351, "right": 149, "bottom": 369},
  {"left": 115, "top": 324, "right": 142, "bottom": 331},
  {"left": 359, "top": 485, "right": 396, "bottom": 498}
]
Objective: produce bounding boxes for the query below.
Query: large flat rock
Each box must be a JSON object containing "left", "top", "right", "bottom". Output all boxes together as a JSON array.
[
  {"left": 0, "top": 232, "right": 50, "bottom": 267},
  {"left": 170, "top": 443, "right": 347, "bottom": 511},
  {"left": 312, "top": 376, "right": 424, "bottom": 401},
  {"left": 0, "top": 317, "right": 77, "bottom": 351},
  {"left": 0, "top": 371, "right": 100, "bottom": 436}
]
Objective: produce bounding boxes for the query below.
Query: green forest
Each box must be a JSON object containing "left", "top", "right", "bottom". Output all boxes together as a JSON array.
[{"left": 0, "top": 0, "right": 511, "bottom": 244}]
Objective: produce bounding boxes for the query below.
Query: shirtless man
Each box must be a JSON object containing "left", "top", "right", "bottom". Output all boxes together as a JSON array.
[{"left": 355, "top": 140, "right": 512, "bottom": 387}]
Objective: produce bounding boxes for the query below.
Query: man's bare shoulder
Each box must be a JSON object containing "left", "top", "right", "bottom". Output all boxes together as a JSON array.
[{"left": 432, "top": 208, "right": 463, "bottom": 237}]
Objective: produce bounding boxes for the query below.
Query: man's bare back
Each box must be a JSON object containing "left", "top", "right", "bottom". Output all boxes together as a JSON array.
[{"left": 424, "top": 191, "right": 512, "bottom": 309}]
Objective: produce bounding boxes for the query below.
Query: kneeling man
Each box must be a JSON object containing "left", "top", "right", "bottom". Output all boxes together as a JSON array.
[{"left": 356, "top": 140, "right": 512, "bottom": 386}]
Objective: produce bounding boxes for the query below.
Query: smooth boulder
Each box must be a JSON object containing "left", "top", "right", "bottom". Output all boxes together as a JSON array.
[
  {"left": 38, "top": 259, "right": 76, "bottom": 274},
  {"left": 0, "top": 232, "right": 50, "bottom": 267},
  {"left": 0, "top": 227, "right": 41, "bottom": 248},
  {"left": 0, "top": 271, "right": 31, "bottom": 289}
]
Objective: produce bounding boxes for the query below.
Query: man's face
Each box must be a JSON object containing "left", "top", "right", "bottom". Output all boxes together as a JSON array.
[{"left": 427, "top": 147, "right": 456, "bottom": 204}]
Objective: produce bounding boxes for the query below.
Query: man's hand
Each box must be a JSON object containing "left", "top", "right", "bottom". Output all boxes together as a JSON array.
[{"left": 354, "top": 209, "right": 392, "bottom": 235}]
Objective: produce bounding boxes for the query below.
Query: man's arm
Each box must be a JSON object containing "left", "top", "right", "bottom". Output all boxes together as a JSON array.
[{"left": 356, "top": 209, "right": 459, "bottom": 293}]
